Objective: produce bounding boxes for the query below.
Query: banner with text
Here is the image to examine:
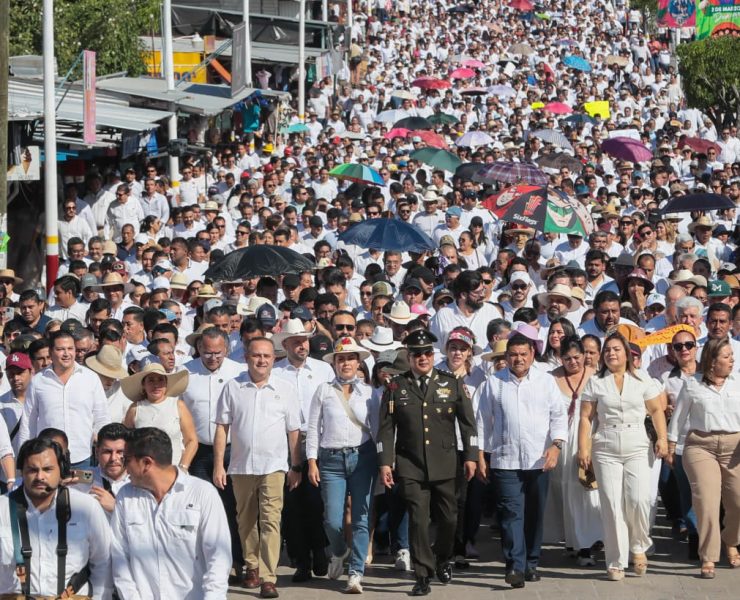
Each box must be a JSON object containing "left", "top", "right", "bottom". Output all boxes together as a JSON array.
[{"left": 696, "top": 0, "right": 740, "bottom": 39}]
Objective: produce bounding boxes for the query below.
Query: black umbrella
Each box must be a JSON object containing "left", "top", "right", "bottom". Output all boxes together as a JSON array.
[
  {"left": 536, "top": 152, "right": 584, "bottom": 172},
  {"left": 659, "top": 193, "right": 735, "bottom": 214},
  {"left": 454, "top": 162, "right": 486, "bottom": 181},
  {"left": 392, "top": 116, "right": 434, "bottom": 131},
  {"left": 448, "top": 4, "right": 475, "bottom": 13},
  {"left": 203, "top": 246, "right": 315, "bottom": 281}
]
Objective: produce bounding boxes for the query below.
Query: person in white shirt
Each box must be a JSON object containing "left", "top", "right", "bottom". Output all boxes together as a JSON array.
[
  {"left": 104, "top": 184, "right": 145, "bottom": 243},
  {"left": 112, "top": 427, "right": 231, "bottom": 599},
  {"left": 138, "top": 177, "right": 170, "bottom": 224},
  {"left": 0, "top": 437, "right": 111, "bottom": 598},
  {"left": 85, "top": 422, "right": 130, "bottom": 517},
  {"left": 476, "top": 333, "right": 568, "bottom": 588},
  {"left": 0, "top": 351, "right": 33, "bottom": 457},
  {"left": 182, "top": 327, "right": 244, "bottom": 572},
  {"left": 84, "top": 345, "right": 132, "bottom": 423},
  {"left": 58, "top": 199, "right": 94, "bottom": 260},
  {"left": 17, "top": 330, "right": 110, "bottom": 467},
  {"left": 45, "top": 275, "right": 89, "bottom": 324},
  {"left": 213, "top": 337, "right": 302, "bottom": 597}
]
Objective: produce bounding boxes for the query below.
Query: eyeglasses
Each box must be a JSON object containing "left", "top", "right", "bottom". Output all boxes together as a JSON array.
[
  {"left": 335, "top": 323, "right": 356, "bottom": 331},
  {"left": 202, "top": 351, "right": 224, "bottom": 358},
  {"left": 511, "top": 284, "right": 528, "bottom": 291},
  {"left": 236, "top": 230, "right": 249, "bottom": 236},
  {"left": 671, "top": 341, "right": 696, "bottom": 352},
  {"left": 410, "top": 350, "right": 434, "bottom": 357},
  {"left": 481, "top": 279, "right": 493, "bottom": 285}
]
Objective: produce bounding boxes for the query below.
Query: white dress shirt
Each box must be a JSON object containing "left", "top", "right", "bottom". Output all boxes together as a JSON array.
[
  {"left": 305, "top": 379, "right": 379, "bottom": 459},
  {"left": 477, "top": 367, "right": 568, "bottom": 470},
  {"left": 104, "top": 198, "right": 145, "bottom": 242},
  {"left": 182, "top": 357, "right": 243, "bottom": 444},
  {"left": 273, "top": 356, "right": 335, "bottom": 431},
  {"left": 138, "top": 192, "right": 170, "bottom": 224},
  {"left": 106, "top": 381, "right": 133, "bottom": 423},
  {"left": 429, "top": 302, "right": 503, "bottom": 351},
  {"left": 18, "top": 365, "right": 110, "bottom": 463},
  {"left": 581, "top": 369, "right": 662, "bottom": 427},
  {"left": 0, "top": 488, "right": 111, "bottom": 599},
  {"left": 215, "top": 372, "right": 301, "bottom": 475},
  {"left": 111, "top": 471, "right": 231, "bottom": 600},
  {"left": 669, "top": 373, "right": 740, "bottom": 442},
  {"left": 0, "top": 391, "right": 23, "bottom": 454},
  {"left": 45, "top": 301, "right": 89, "bottom": 325}
]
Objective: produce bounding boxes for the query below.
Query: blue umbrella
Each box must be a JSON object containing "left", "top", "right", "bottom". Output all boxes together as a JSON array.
[
  {"left": 563, "top": 55, "right": 592, "bottom": 72},
  {"left": 338, "top": 218, "right": 436, "bottom": 252},
  {"left": 281, "top": 123, "right": 310, "bottom": 134},
  {"left": 563, "top": 114, "right": 597, "bottom": 125}
]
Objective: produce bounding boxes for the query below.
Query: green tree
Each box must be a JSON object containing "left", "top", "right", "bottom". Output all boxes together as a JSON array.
[
  {"left": 10, "top": 0, "right": 161, "bottom": 77},
  {"left": 677, "top": 36, "right": 740, "bottom": 128}
]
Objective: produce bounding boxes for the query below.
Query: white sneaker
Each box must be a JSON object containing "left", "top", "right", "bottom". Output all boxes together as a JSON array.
[
  {"left": 329, "top": 548, "right": 350, "bottom": 580},
  {"left": 395, "top": 548, "right": 412, "bottom": 571},
  {"left": 344, "top": 574, "right": 363, "bottom": 594}
]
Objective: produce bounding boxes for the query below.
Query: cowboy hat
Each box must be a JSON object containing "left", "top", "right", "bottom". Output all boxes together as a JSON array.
[
  {"left": 386, "top": 301, "right": 414, "bottom": 324},
  {"left": 85, "top": 346, "right": 128, "bottom": 380},
  {"left": 688, "top": 216, "right": 716, "bottom": 233},
  {"left": 92, "top": 272, "right": 133, "bottom": 294},
  {"left": 322, "top": 336, "right": 371, "bottom": 363},
  {"left": 509, "top": 322, "right": 544, "bottom": 355},
  {"left": 185, "top": 324, "right": 211, "bottom": 347},
  {"left": 0, "top": 269, "right": 23, "bottom": 286},
  {"left": 360, "top": 326, "right": 403, "bottom": 352},
  {"left": 236, "top": 295, "right": 272, "bottom": 316},
  {"left": 534, "top": 284, "right": 579, "bottom": 312},
  {"left": 195, "top": 284, "right": 220, "bottom": 300},
  {"left": 481, "top": 339, "right": 508, "bottom": 362},
  {"left": 272, "top": 318, "right": 313, "bottom": 350},
  {"left": 169, "top": 272, "right": 189, "bottom": 290},
  {"left": 120, "top": 362, "right": 189, "bottom": 401}
]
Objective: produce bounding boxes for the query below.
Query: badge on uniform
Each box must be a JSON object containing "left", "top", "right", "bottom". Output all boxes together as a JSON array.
[{"left": 447, "top": 407, "right": 453, "bottom": 414}]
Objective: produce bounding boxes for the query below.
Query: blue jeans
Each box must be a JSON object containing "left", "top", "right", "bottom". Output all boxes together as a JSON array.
[
  {"left": 492, "top": 469, "right": 550, "bottom": 573},
  {"left": 319, "top": 441, "right": 377, "bottom": 576},
  {"left": 674, "top": 454, "right": 698, "bottom": 534}
]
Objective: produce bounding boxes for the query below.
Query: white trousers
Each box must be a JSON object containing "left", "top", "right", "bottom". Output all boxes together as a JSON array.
[{"left": 591, "top": 423, "right": 655, "bottom": 570}]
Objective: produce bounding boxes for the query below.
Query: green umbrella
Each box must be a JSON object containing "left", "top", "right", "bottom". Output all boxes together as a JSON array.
[
  {"left": 428, "top": 113, "right": 460, "bottom": 126},
  {"left": 281, "top": 123, "right": 310, "bottom": 134},
  {"left": 410, "top": 148, "right": 462, "bottom": 172}
]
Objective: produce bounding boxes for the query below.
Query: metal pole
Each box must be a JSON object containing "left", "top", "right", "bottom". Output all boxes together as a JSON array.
[
  {"left": 43, "top": 0, "right": 59, "bottom": 290},
  {"left": 298, "top": 0, "right": 306, "bottom": 123},
  {"left": 242, "top": 0, "right": 252, "bottom": 86},
  {"left": 163, "top": 0, "right": 179, "bottom": 180},
  {"left": 322, "top": 0, "right": 328, "bottom": 21},
  {"left": 0, "top": 0, "right": 8, "bottom": 270},
  {"left": 346, "top": 0, "right": 353, "bottom": 72}
]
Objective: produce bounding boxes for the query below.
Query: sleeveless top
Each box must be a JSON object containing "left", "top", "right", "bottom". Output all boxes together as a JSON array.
[{"left": 134, "top": 396, "right": 184, "bottom": 464}]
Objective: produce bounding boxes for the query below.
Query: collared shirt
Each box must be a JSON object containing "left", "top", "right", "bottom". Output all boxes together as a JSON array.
[
  {"left": 105, "top": 198, "right": 145, "bottom": 242},
  {"left": 430, "top": 301, "right": 502, "bottom": 351},
  {"left": 0, "top": 488, "right": 111, "bottom": 598},
  {"left": 0, "top": 391, "right": 23, "bottom": 454},
  {"left": 305, "top": 379, "right": 378, "bottom": 459},
  {"left": 106, "top": 381, "right": 132, "bottom": 424},
  {"left": 18, "top": 365, "right": 110, "bottom": 463},
  {"left": 182, "top": 357, "right": 243, "bottom": 444},
  {"left": 581, "top": 369, "right": 662, "bottom": 427},
  {"left": 215, "top": 372, "right": 301, "bottom": 475},
  {"left": 477, "top": 367, "right": 568, "bottom": 470},
  {"left": 669, "top": 372, "right": 740, "bottom": 442},
  {"left": 139, "top": 192, "right": 170, "bottom": 224},
  {"left": 273, "top": 356, "right": 335, "bottom": 431},
  {"left": 111, "top": 471, "right": 231, "bottom": 600},
  {"left": 45, "top": 301, "right": 89, "bottom": 325}
]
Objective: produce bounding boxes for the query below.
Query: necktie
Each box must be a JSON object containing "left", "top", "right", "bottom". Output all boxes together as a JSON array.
[{"left": 419, "top": 376, "right": 428, "bottom": 395}]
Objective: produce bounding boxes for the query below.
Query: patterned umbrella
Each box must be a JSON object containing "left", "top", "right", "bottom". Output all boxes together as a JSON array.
[
  {"left": 601, "top": 137, "right": 653, "bottom": 162},
  {"left": 412, "top": 77, "right": 452, "bottom": 90},
  {"left": 410, "top": 148, "right": 462, "bottom": 172},
  {"left": 543, "top": 102, "right": 573, "bottom": 114},
  {"left": 530, "top": 129, "right": 574, "bottom": 151},
  {"left": 472, "top": 161, "right": 549, "bottom": 185},
  {"left": 393, "top": 116, "right": 434, "bottom": 131},
  {"left": 455, "top": 131, "right": 494, "bottom": 148},
  {"left": 450, "top": 67, "right": 477, "bottom": 79},
  {"left": 329, "top": 163, "right": 385, "bottom": 185},
  {"left": 563, "top": 55, "right": 592, "bottom": 72}
]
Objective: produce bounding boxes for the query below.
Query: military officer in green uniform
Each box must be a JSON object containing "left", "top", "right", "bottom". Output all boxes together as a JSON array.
[{"left": 376, "top": 329, "right": 479, "bottom": 596}]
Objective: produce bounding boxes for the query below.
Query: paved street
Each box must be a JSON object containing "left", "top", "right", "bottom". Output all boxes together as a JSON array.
[{"left": 227, "top": 513, "right": 740, "bottom": 599}]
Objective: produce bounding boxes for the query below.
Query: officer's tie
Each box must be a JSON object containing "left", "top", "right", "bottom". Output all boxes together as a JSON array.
[{"left": 419, "top": 375, "right": 428, "bottom": 395}]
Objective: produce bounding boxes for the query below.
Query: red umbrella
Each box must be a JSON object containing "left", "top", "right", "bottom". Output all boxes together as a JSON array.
[
  {"left": 450, "top": 67, "right": 476, "bottom": 79},
  {"left": 543, "top": 102, "right": 573, "bottom": 115},
  {"left": 509, "top": 0, "right": 534, "bottom": 11},
  {"left": 384, "top": 128, "right": 410, "bottom": 140},
  {"left": 462, "top": 59, "right": 486, "bottom": 68},
  {"left": 601, "top": 137, "right": 653, "bottom": 163},
  {"left": 408, "top": 130, "right": 448, "bottom": 149},
  {"left": 412, "top": 77, "right": 451, "bottom": 90},
  {"left": 677, "top": 136, "right": 721, "bottom": 156}
]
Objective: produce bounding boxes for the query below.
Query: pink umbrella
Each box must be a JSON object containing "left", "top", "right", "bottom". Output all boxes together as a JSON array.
[
  {"left": 509, "top": 0, "right": 534, "bottom": 10},
  {"left": 462, "top": 59, "right": 486, "bottom": 69},
  {"left": 409, "top": 130, "right": 448, "bottom": 149},
  {"left": 384, "top": 128, "right": 410, "bottom": 140},
  {"left": 450, "top": 67, "right": 476, "bottom": 80},
  {"left": 601, "top": 137, "right": 653, "bottom": 163},
  {"left": 543, "top": 102, "right": 573, "bottom": 114},
  {"left": 412, "top": 77, "right": 452, "bottom": 90}
]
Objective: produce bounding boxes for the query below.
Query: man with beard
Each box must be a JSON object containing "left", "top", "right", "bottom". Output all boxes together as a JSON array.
[
  {"left": 430, "top": 271, "right": 502, "bottom": 351},
  {"left": 499, "top": 272, "right": 534, "bottom": 321},
  {"left": 577, "top": 290, "right": 630, "bottom": 339},
  {"left": 0, "top": 437, "right": 111, "bottom": 597},
  {"left": 535, "top": 284, "right": 580, "bottom": 333},
  {"left": 88, "top": 422, "right": 130, "bottom": 517},
  {"left": 584, "top": 250, "right": 613, "bottom": 304}
]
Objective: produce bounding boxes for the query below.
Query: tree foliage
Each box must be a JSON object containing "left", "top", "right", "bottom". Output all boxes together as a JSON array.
[
  {"left": 677, "top": 36, "right": 740, "bottom": 128},
  {"left": 629, "top": 0, "right": 658, "bottom": 12},
  {"left": 10, "top": 0, "right": 161, "bottom": 77}
]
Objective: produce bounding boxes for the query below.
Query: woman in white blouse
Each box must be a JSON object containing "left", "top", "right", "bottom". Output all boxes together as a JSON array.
[
  {"left": 306, "top": 337, "right": 379, "bottom": 594},
  {"left": 668, "top": 337, "right": 740, "bottom": 579},
  {"left": 578, "top": 333, "right": 668, "bottom": 581}
]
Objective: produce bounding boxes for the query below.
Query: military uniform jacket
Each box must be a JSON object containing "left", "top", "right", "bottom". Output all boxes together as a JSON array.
[{"left": 376, "top": 368, "right": 479, "bottom": 482}]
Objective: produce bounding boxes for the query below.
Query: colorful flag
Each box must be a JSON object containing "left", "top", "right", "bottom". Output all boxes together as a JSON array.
[{"left": 657, "top": 0, "right": 696, "bottom": 27}]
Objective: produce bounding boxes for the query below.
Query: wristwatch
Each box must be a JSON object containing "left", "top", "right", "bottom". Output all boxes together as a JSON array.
[
  {"left": 290, "top": 464, "right": 303, "bottom": 473},
  {"left": 552, "top": 440, "right": 563, "bottom": 450}
]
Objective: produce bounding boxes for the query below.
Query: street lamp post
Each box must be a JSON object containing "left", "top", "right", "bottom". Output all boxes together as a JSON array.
[{"left": 43, "top": 0, "right": 59, "bottom": 289}]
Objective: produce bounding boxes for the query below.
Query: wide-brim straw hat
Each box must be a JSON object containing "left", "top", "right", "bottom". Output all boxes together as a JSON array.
[
  {"left": 271, "top": 318, "right": 314, "bottom": 350},
  {"left": 92, "top": 272, "right": 133, "bottom": 294},
  {"left": 120, "top": 362, "right": 189, "bottom": 401},
  {"left": 84, "top": 345, "right": 128, "bottom": 380},
  {"left": 322, "top": 336, "right": 371, "bottom": 363},
  {"left": 0, "top": 269, "right": 23, "bottom": 286},
  {"left": 480, "top": 339, "right": 508, "bottom": 362},
  {"left": 534, "top": 283, "right": 579, "bottom": 312},
  {"left": 360, "top": 326, "right": 403, "bottom": 352}
]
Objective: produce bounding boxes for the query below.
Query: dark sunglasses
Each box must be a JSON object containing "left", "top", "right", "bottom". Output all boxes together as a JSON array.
[
  {"left": 671, "top": 341, "right": 696, "bottom": 352},
  {"left": 511, "top": 284, "right": 528, "bottom": 291},
  {"left": 335, "top": 323, "right": 356, "bottom": 331}
]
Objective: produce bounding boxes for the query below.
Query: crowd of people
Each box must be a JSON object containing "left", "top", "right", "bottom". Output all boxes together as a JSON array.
[{"left": 1, "top": 0, "right": 740, "bottom": 597}]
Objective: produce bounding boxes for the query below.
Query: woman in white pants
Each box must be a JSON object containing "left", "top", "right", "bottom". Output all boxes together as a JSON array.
[{"left": 578, "top": 333, "right": 668, "bottom": 580}]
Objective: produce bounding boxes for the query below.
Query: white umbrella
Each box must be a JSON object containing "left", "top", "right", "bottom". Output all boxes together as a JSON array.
[
  {"left": 455, "top": 131, "right": 494, "bottom": 149},
  {"left": 375, "top": 109, "right": 408, "bottom": 123},
  {"left": 390, "top": 89, "right": 416, "bottom": 100}
]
